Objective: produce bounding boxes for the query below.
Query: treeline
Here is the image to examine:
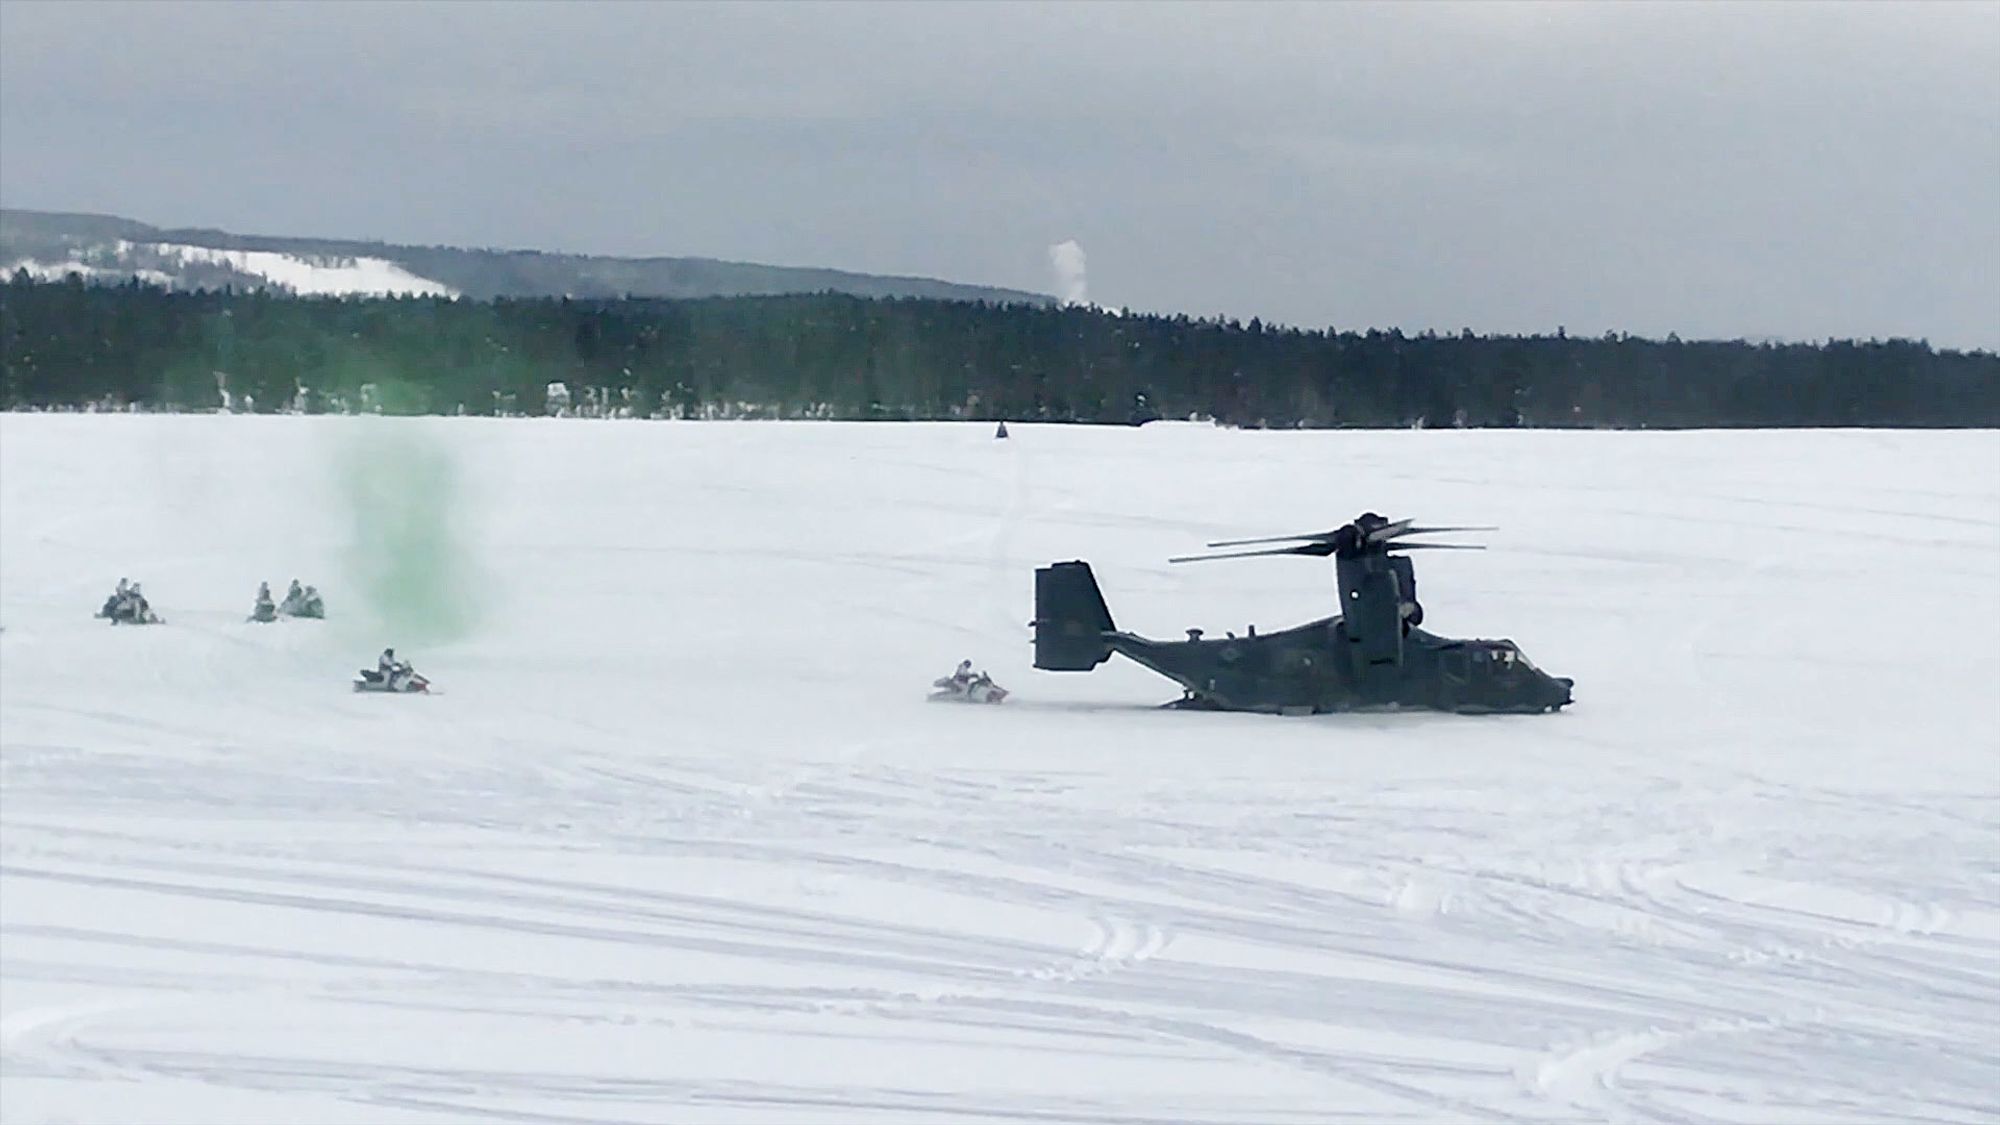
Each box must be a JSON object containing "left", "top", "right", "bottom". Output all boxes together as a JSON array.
[{"left": 4, "top": 272, "right": 1996, "bottom": 427}]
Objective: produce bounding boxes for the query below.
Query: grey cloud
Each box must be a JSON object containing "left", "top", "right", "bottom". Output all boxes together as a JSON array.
[{"left": 2, "top": 0, "right": 1994, "bottom": 347}]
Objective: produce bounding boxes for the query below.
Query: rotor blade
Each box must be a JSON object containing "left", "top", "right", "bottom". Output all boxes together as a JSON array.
[
  {"left": 1387, "top": 542, "right": 1485, "bottom": 551},
  {"left": 1365, "top": 518, "right": 1414, "bottom": 541},
  {"left": 1207, "top": 521, "right": 1497, "bottom": 549},
  {"left": 1202, "top": 530, "right": 1336, "bottom": 548},
  {"left": 1169, "top": 543, "right": 1328, "bottom": 564}
]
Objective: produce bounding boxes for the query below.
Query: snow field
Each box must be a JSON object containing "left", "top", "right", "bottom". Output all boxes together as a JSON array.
[
  {"left": 4, "top": 240, "right": 457, "bottom": 298},
  {"left": 2, "top": 415, "right": 1996, "bottom": 1123}
]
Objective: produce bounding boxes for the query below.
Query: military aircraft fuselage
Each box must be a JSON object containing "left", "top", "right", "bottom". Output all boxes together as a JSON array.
[
  {"left": 1100, "top": 616, "right": 1572, "bottom": 715},
  {"left": 1031, "top": 513, "right": 1575, "bottom": 716}
]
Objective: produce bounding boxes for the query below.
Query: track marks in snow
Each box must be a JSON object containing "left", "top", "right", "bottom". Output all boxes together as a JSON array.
[
  {"left": 1021, "top": 917, "right": 1170, "bottom": 985},
  {"left": 7, "top": 420, "right": 1998, "bottom": 1124},
  {"left": 0, "top": 993, "right": 166, "bottom": 1078},
  {"left": 1529, "top": 1017, "right": 1788, "bottom": 1123},
  {"left": 9, "top": 756, "right": 1995, "bottom": 1124}
]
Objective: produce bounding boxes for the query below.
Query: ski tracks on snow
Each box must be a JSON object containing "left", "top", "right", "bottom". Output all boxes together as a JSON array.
[
  {"left": 9, "top": 744, "right": 1998, "bottom": 1124},
  {"left": 7, "top": 422, "right": 1999, "bottom": 1124}
]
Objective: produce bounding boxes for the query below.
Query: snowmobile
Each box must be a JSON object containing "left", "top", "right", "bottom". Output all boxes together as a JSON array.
[
  {"left": 248, "top": 589, "right": 278, "bottom": 623},
  {"left": 279, "top": 583, "right": 325, "bottom": 620},
  {"left": 354, "top": 664, "right": 431, "bottom": 694},
  {"left": 97, "top": 588, "right": 163, "bottom": 625},
  {"left": 930, "top": 669, "right": 1009, "bottom": 704}
]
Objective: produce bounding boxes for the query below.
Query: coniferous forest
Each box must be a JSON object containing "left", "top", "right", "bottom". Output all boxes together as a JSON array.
[{"left": 3, "top": 272, "right": 1995, "bottom": 427}]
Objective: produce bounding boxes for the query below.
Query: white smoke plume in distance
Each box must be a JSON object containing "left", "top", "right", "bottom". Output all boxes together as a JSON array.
[{"left": 1048, "top": 240, "right": 1087, "bottom": 306}]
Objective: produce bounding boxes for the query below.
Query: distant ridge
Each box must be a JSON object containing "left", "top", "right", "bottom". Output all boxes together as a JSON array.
[{"left": 0, "top": 208, "right": 1055, "bottom": 305}]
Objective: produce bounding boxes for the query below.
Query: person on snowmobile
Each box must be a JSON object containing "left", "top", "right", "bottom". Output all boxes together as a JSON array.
[
  {"left": 300, "top": 585, "right": 323, "bottom": 617},
  {"left": 281, "top": 579, "right": 304, "bottom": 615},
  {"left": 953, "top": 659, "right": 974, "bottom": 685},
  {"left": 125, "top": 582, "right": 149, "bottom": 622},
  {"left": 250, "top": 582, "right": 276, "bottom": 622},
  {"left": 375, "top": 648, "right": 416, "bottom": 690}
]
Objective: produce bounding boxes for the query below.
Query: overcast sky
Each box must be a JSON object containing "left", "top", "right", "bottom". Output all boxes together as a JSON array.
[{"left": 3, "top": 0, "right": 1995, "bottom": 348}]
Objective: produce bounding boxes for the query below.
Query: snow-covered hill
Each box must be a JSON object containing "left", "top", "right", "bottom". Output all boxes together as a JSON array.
[
  {"left": 2, "top": 416, "right": 1996, "bottom": 1123},
  {"left": 8, "top": 238, "right": 458, "bottom": 298},
  {"left": 0, "top": 208, "right": 1055, "bottom": 304}
]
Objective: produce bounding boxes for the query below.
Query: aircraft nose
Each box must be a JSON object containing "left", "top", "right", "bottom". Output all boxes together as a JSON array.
[{"left": 1545, "top": 676, "right": 1575, "bottom": 709}]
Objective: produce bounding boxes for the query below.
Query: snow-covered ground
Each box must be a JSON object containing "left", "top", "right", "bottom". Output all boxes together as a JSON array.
[
  {"left": 2, "top": 414, "right": 1996, "bottom": 1124},
  {"left": 4, "top": 240, "right": 456, "bottom": 298},
  {"left": 2, "top": 258, "right": 180, "bottom": 288},
  {"left": 120, "top": 241, "right": 457, "bottom": 298}
]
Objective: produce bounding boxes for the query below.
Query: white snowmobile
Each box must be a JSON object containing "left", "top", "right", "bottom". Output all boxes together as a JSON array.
[
  {"left": 354, "top": 662, "right": 430, "bottom": 694},
  {"left": 929, "top": 664, "right": 1008, "bottom": 704}
]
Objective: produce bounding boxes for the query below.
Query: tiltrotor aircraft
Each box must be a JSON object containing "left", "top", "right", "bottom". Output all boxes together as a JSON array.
[{"left": 1032, "top": 512, "right": 1573, "bottom": 715}]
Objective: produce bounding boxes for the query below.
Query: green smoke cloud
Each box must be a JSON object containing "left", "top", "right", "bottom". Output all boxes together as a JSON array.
[{"left": 338, "top": 420, "right": 481, "bottom": 645}]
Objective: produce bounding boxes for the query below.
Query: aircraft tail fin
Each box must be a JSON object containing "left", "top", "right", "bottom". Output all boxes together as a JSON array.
[{"left": 1033, "top": 561, "right": 1116, "bottom": 671}]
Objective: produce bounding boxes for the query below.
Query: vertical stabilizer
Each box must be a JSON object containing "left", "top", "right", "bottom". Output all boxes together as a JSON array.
[{"left": 1033, "top": 561, "right": 1115, "bottom": 670}]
